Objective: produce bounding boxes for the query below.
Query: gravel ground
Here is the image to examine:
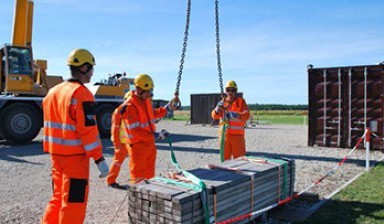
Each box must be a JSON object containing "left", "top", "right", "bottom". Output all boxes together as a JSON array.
[{"left": 0, "top": 120, "right": 383, "bottom": 224}]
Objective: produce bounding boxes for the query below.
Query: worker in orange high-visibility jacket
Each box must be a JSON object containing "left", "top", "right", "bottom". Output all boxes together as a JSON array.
[
  {"left": 121, "top": 74, "right": 173, "bottom": 183},
  {"left": 212, "top": 80, "right": 250, "bottom": 161},
  {"left": 42, "top": 49, "right": 109, "bottom": 224},
  {"left": 106, "top": 92, "right": 131, "bottom": 189}
]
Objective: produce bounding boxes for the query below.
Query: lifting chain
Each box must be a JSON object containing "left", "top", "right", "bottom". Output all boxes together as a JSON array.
[
  {"left": 215, "top": 0, "right": 224, "bottom": 95},
  {"left": 172, "top": 0, "right": 225, "bottom": 109},
  {"left": 171, "top": 0, "right": 192, "bottom": 110}
]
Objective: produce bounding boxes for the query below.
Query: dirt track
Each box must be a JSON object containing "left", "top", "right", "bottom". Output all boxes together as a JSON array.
[{"left": 0, "top": 121, "right": 383, "bottom": 223}]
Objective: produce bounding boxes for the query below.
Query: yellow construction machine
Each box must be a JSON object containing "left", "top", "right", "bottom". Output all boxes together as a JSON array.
[{"left": 0, "top": 0, "right": 133, "bottom": 143}]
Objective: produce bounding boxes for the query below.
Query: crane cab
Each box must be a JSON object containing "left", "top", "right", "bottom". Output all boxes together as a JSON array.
[{"left": 0, "top": 44, "right": 34, "bottom": 94}]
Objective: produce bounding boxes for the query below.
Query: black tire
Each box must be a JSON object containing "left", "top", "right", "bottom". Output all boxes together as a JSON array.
[
  {"left": 96, "top": 104, "right": 116, "bottom": 138},
  {"left": 0, "top": 103, "right": 42, "bottom": 144}
]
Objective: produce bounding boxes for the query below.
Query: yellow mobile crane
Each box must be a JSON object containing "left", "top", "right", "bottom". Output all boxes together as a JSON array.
[{"left": 0, "top": 0, "right": 133, "bottom": 143}]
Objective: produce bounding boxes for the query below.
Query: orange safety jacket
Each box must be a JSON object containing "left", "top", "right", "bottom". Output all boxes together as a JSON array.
[
  {"left": 212, "top": 97, "right": 250, "bottom": 135},
  {"left": 111, "top": 106, "right": 122, "bottom": 146},
  {"left": 121, "top": 91, "right": 166, "bottom": 144},
  {"left": 43, "top": 80, "right": 103, "bottom": 160},
  {"left": 111, "top": 102, "right": 129, "bottom": 145}
]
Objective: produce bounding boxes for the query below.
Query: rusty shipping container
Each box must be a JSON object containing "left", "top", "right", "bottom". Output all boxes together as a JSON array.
[{"left": 308, "top": 63, "right": 384, "bottom": 149}]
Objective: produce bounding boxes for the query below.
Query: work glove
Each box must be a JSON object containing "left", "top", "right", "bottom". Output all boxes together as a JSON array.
[
  {"left": 164, "top": 102, "right": 172, "bottom": 111},
  {"left": 214, "top": 101, "right": 224, "bottom": 113},
  {"left": 95, "top": 157, "right": 109, "bottom": 178},
  {"left": 225, "top": 111, "right": 239, "bottom": 120},
  {"left": 158, "top": 129, "right": 170, "bottom": 140}
]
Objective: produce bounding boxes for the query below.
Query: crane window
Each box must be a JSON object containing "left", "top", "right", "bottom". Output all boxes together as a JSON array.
[{"left": 6, "top": 47, "right": 32, "bottom": 75}]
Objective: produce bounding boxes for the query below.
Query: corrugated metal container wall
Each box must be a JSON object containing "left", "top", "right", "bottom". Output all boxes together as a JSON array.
[
  {"left": 190, "top": 93, "right": 243, "bottom": 125},
  {"left": 308, "top": 64, "right": 384, "bottom": 149}
]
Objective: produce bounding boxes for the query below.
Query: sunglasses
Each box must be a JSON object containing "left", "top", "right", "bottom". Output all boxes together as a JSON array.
[{"left": 226, "top": 88, "right": 236, "bottom": 93}]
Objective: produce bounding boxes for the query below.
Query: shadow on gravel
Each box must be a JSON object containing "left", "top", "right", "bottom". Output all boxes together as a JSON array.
[
  {"left": 157, "top": 144, "right": 219, "bottom": 154},
  {"left": 0, "top": 140, "right": 44, "bottom": 164},
  {"left": 246, "top": 151, "right": 371, "bottom": 167},
  {"left": 165, "top": 134, "right": 216, "bottom": 143},
  {"left": 0, "top": 138, "right": 116, "bottom": 162}
]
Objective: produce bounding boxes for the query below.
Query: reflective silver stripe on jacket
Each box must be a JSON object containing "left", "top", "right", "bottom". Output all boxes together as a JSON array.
[
  {"left": 71, "top": 98, "right": 77, "bottom": 105},
  {"left": 128, "top": 121, "right": 140, "bottom": 130},
  {"left": 140, "top": 119, "right": 156, "bottom": 128},
  {"left": 44, "top": 121, "right": 76, "bottom": 131},
  {"left": 141, "top": 123, "right": 149, "bottom": 128},
  {"left": 84, "top": 140, "right": 101, "bottom": 151},
  {"left": 44, "top": 136, "right": 82, "bottom": 146}
]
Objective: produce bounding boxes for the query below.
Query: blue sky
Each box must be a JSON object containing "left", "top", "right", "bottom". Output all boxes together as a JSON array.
[{"left": 1, "top": 0, "right": 383, "bottom": 105}]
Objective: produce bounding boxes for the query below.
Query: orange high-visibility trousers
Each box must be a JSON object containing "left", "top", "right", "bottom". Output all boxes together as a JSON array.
[
  {"left": 127, "top": 139, "right": 156, "bottom": 183},
  {"left": 42, "top": 154, "right": 89, "bottom": 224},
  {"left": 106, "top": 144, "right": 129, "bottom": 185},
  {"left": 221, "top": 134, "right": 246, "bottom": 161}
]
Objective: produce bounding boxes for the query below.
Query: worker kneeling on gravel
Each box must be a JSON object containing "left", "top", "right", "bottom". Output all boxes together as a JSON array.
[
  {"left": 41, "top": 49, "right": 109, "bottom": 224},
  {"left": 120, "top": 74, "right": 173, "bottom": 183},
  {"left": 212, "top": 80, "right": 250, "bottom": 161},
  {"left": 106, "top": 92, "right": 131, "bottom": 189}
]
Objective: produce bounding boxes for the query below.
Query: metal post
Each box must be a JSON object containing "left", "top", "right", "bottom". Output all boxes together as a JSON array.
[
  {"left": 364, "top": 67, "right": 367, "bottom": 131},
  {"left": 365, "top": 128, "right": 370, "bottom": 171},
  {"left": 348, "top": 68, "right": 352, "bottom": 147},
  {"left": 364, "top": 67, "right": 367, "bottom": 148},
  {"left": 338, "top": 69, "right": 341, "bottom": 146},
  {"left": 323, "top": 69, "right": 327, "bottom": 145}
]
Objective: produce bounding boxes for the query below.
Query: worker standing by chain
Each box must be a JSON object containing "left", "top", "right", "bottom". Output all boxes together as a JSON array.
[
  {"left": 106, "top": 92, "right": 130, "bottom": 189},
  {"left": 121, "top": 74, "right": 172, "bottom": 183},
  {"left": 41, "top": 49, "right": 109, "bottom": 224},
  {"left": 212, "top": 80, "right": 250, "bottom": 161}
]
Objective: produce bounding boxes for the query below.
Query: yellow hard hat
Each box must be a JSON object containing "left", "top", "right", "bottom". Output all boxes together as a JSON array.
[
  {"left": 134, "top": 74, "right": 154, "bottom": 91},
  {"left": 225, "top": 80, "right": 237, "bottom": 89},
  {"left": 67, "top": 49, "right": 96, "bottom": 66}
]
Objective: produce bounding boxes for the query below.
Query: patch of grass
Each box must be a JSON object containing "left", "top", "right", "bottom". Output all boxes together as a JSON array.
[
  {"left": 255, "top": 114, "right": 307, "bottom": 125},
  {"left": 298, "top": 162, "right": 384, "bottom": 224},
  {"left": 254, "top": 110, "right": 308, "bottom": 116},
  {"left": 167, "top": 110, "right": 309, "bottom": 125},
  {"left": 162, "top": 110, "right": 190, "bottom": 121}
]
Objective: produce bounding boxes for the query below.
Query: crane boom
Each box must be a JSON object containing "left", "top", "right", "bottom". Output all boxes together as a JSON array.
[{"left": 12, "top": 0, "right": 33, "bottom": 47}]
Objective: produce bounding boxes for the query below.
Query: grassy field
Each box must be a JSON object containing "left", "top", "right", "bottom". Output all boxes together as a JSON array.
[
  {"left": 298, "top": 162, "right": 384, "bottom": 224},
  {"left": 171, "top": 110, "right": 190, "bottom": 121},
  {"left": 172, "top": 110, "right": 308, "bottom": 125}
]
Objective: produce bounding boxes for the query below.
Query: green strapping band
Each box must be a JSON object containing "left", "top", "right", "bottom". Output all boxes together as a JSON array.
[
  {"left": 152, "top": 177, "right": 201, "bottom": 191},
  {"left": 246, "top": 156, "right": 289, "bottom": 199},
  {"left": 166, "top": 137, "right": 211, "bottom": 224},
  {"left": 220, "top": 123, "right": 226, "bottom": 162}
]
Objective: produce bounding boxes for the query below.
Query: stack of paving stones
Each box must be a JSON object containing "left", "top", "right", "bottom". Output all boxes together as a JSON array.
[{"left": 127, "top": 157, "right": 295, "bottom": 224}]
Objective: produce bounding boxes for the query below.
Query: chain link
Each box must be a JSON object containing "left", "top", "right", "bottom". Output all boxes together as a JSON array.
[
  {"left": 215, "top": 0, "right": 224, "bottom": 94},
  {"left": 175, "top": 0, "right": 191, "bottom": 95}
]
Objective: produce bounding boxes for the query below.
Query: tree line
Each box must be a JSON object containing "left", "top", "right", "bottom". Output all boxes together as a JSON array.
[
  {"left": 181, "top": 104, "right": 308, "bottom": 111},
  {"left": 249, "top": 104, "right": 308, "bottom": 110}
]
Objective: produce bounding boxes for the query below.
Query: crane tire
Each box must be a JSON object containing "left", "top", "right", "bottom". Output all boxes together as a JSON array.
[{"left": 0, "top": 103, "right": 42, "bottom": 144}]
